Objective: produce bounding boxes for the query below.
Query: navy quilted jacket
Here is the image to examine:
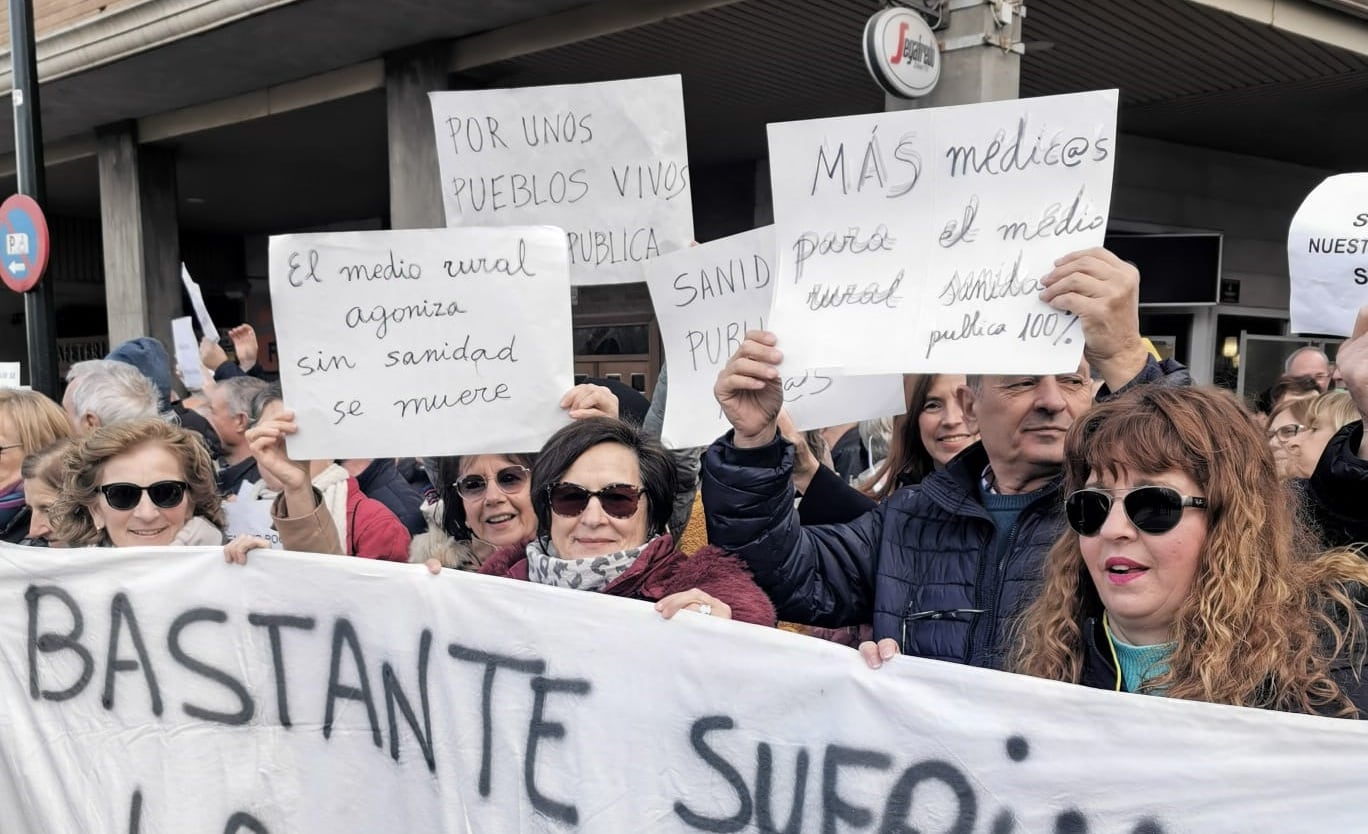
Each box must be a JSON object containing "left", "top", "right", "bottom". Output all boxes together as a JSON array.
[{"left": 703, "top": 437, "right": 1061, "bottom": 668}]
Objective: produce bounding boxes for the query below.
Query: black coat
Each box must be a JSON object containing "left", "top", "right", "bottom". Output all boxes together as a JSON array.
[
  {"left": 1305, "top": 420, "right": 1368, "bottom": 548},
  {"left": 355, "top": 458, "right": 427, "bottom": 537}
]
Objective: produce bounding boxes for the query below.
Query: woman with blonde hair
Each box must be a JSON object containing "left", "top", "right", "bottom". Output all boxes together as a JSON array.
[
  {"left": 1011, "top": 385, "right": 1368, "bottom": 717},
  {"left": 51, "top": 418, "right": 225, "bottom": 547},
  {"left": 1286, "top": 390, "right": 1360, "bottom": 480},
  {"left": 0, "top": 389, "right": 73, "bottom": 543}
]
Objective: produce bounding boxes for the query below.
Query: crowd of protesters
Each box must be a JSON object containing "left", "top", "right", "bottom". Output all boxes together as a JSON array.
[{"left": 4, "top": 244, "right": 1368, "bottom": 719}]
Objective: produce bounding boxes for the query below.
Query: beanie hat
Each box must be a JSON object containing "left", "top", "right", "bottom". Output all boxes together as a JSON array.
[{"left": 107, "top": 337, "right": 173, "bottom": 410}]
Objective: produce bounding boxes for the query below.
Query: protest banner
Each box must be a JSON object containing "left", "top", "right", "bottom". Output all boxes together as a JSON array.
[
  {"left": 169, "top": 317, "right": 204, "bottom": 391},
  {"left": 767, "top": 90, "right": 1118, "bottom": 375},
  {"left": 180, "top": 265, "right": 218, "bottom": 341},
  {"left": 430, "top": 75, "right": 694, "bottom": 286},
  {"left": 645, "top": 227, "right": 905, "bottom": 449},
  {"left": 1288, "top": 172, "right": 1368, "bottom": 336},
  {"left": 4, "top": 542, "right": 1368, "bottom": 833},
  {"left": 268, "top": 226, "right": 573, "bottom": 459}
]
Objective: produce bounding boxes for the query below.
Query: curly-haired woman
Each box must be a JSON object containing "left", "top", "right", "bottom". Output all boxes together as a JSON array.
[{"left": 1011, "top": 385, "right": 1368, "bottom": 717}]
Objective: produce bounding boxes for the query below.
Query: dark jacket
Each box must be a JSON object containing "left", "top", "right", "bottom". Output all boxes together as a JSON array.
[
  {"left": 479, "top": 535, "right": 776, "bottom": 627},
  {"left": 1305, "top": 420, "right": 1368, "bottom": 548},
  {"left": 797, "top": 464, "right": 877, "bottom": 526},
  {"left": 353, "top": 458, "right": 426, "bottom": 537},
  {"left": 702, "top": 356, "right": 1189, "bottom": 669},
  {"left": 1078, "top": 610, "right": 1368, "bottom": 719},
  {"left": 216, "top": 456, "right": 261, "bottom": 496},
  {"left": 173, "top": 402, "right": 223, "bottom": 461},
  {"left": 0, "top": 505, "right": 31, "bottom": 545},
  {"left": 703, "top": 436, "right": 1058, "bottom": 667}
]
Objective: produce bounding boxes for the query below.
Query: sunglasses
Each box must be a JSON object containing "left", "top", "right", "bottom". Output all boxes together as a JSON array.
[
  {"left": 1065, "top": 486, "right": 1207, "bottom": 537},
  {"left": 546, "top": 482, "right": 643, "bottom": 519},
  {"left": 99, "top": 480, "right": 190, "bottom": 511},
  {"left": 455, "top": 465, "right": 530, "bottom": 500}
]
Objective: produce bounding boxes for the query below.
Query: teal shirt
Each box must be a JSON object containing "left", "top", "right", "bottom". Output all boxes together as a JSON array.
[{"left": 1110, "top": 635, "right": 1175, "bottom": 694}]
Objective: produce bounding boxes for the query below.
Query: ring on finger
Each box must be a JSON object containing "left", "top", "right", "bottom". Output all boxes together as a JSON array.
[{"left": 697, "top": 603, "right": 713, "bottom": 616}]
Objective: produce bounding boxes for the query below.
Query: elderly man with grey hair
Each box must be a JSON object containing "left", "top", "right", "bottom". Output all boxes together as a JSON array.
[
  {"left": 61, "top": 359, "right": 160, "bottom": 435},
  {"left": 207, "top": 376, "right": 270, "bottom": 494},
  {"left": 1286, "top": 346, "right": 1332, "bottom": 392}
]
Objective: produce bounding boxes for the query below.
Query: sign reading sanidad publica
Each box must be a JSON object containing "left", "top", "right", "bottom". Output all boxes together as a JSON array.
[{"left": 863, "top": 7, "right": 941, "bottom": 99}]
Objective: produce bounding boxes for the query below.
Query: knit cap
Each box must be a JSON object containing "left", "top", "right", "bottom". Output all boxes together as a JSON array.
[{"left": 107, "top": 337, "right": 173, "bottom": 410}]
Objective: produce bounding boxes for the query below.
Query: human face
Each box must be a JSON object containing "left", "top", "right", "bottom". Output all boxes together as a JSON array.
[
  {"left": 458, "top": 454, "right": 536, "bottom": 548},
  {"left": 916, "top": 374, "right": 976, "bottom": 467},
  {"left": 1266, "top": 411, "right": 1303, "bottom": 480},
  {"left": 207, "top": 387, "right": 246, "bottom": 446},
  {"left": 1288, "top": 351, "right": 1330, "bottom": 392},
  {"left": 548, "top": 442, "right": 649, "bottom": 559},
  {"left": 0, "top": 411, "right": 22, "bottom": 489},
  {"left": 1077, "top": 468, "right": 1208, "bottom": 646},
  {"left": 90, "top": 442, "right": 192, "bottom": 547},
  {"left": 23, "top": 478, "right": 61, "bottom": 545},
  {"left": 1290, "top": 420, "right": 1338, "bottom": 480},
  {"left": 958, "top": 365, "right": 1093, "bottom": 494}
]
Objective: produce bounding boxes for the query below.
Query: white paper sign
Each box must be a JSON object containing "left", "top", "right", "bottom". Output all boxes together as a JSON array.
[
  {"left": 430, "top": 75, "right": 694, "bottom": 286},
  {"left": 222, "top": 485, "right": 283, "bottom": 549},
  {"left": 169, "top": 316, "right": 204, "bottom": 391},
  {"left": 767, "top": 90, "right": 1118, "bottom": 375},
  {"left": 5, "top": 543, "right": 1368, "bottom": 833},
  {"left": 1288, "top": 173, "right": 1368, "bottom": 336},
  {"left": 0, "top": 362, "right": 20, "bottom": 389},
  {"left": 268, "top": 226, "right": 573, "bottom": 459},
  {"left": 179, "top": 264, "right": 218, "bottom": 341},
  {"left": 647, "top": 227, "right": 905, "bottom": 448}
]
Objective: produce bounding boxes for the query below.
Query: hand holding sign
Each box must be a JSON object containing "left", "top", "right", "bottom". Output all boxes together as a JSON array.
[
  {"left": 1039, "top": 247, "right": 1146, "bottom": 389},
  {"left": 714, "top": 330, "right": 784, "bottom": 448}
]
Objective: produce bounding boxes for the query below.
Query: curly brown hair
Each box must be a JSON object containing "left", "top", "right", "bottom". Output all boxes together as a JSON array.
[
  {"left": 1010, "top": 385, "right": 1368, "bottom": 716},
  {"left": 51, "top": 418, "right": 223, "bottom": 546}
]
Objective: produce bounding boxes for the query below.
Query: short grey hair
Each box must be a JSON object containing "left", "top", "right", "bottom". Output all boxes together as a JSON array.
[
  {"left": 65, "top": 359, "right": 160, "bottom": 426},
  {"left": 1284, "top": 346, "right": 1329, "bottom": 373},
  {"left": 217, "top": 376, "right": 270, "bottom": 420}
]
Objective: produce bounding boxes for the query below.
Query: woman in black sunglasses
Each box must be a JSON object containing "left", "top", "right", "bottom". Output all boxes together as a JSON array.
[
  {"left": 1011, "top": 385, "right": 1368, "bottom": 717},
  {"left": 462, "top": 417, "right": 775, "bottom": 626},
  {"left": 50, "top": 418, "right": 224, "bottom": 548}
]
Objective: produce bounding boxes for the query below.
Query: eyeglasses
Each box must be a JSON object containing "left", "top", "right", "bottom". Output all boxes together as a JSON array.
[
  {"left": 1267, "top": 423, "right": 1305, "bottom": 443},
  {"left": 1065, "top": 486, "right": 1208, "bottom": 537},
  {"left": 455, "top": 465, "right": 530, "bottom": 500},
  {"left": 99, "top": 480, "right": 190, "bottom": 511},
  {"left": 546, "top": 482, "right": 643, "bottom": 519}
]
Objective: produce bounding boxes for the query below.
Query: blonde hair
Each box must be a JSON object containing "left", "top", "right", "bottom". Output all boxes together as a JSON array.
[
  {"left": 1306, "top": 390, "right": 1359, "bottom": 436},
  {"left": 51, "top": 418, "right": 223, "bottom": 546},
  {"left": 1011, "top": 385, "right": 1368, "bottom": 716},
  {"left": 0, "top": 389, "right": 72, "bottom": 460}
]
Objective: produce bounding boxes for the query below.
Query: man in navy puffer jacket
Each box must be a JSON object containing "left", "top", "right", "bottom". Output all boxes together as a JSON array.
[{"left": 701, "top": 248, "right": 1189, "bottom": 670}]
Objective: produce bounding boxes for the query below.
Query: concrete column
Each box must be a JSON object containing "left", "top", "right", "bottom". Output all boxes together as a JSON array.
[
  {"left": 886, "top": 2, "right": 1021, "bottom": 111},
  {"left": 97, "top": 121, "right": 182, "bottom": 350},
  {"left": 385, "top": 43, "right": 447, "bottom": 230}
]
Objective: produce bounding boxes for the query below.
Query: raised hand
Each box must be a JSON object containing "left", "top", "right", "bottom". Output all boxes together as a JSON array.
[{"left": 714, "top": 330, "right": 783, "bottom": 447}]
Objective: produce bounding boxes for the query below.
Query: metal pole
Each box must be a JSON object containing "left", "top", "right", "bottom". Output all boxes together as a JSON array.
[{"left": 10, "top": 0, "right": 57, "bottom": 396}]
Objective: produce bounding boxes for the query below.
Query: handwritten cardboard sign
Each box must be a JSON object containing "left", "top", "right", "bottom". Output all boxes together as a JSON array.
[
  {"left": 766, "top": 90, "right": 1119, "bottom": 375},
  {"left": 1289, "top": 173, "right": 1368, "bottom": 337},
  {"left": 6, "top": 542, "right": 1368, "bottom": 833},
  {"left": 646, "top": 227, "right": 905, "bottom": 448},
  {"left": 430, "top": 75, "right": 694, "bottom": 286},
  {"left": 268, "top": 226, "right": 573, "bottom": 459}
]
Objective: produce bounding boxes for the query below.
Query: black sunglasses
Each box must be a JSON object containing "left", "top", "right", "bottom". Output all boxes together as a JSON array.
[
  {"left": 546, "top": 482, "right": 643, "bottom": 519},
  {"left": 455, "top": 466, "right": 530, "bottom": 500},
  {"left": 1066, "top": 486, "right": 1207, "bottom": 537},
  {"left": 99, "top": 480, "right": 190, "bottom": 511}
]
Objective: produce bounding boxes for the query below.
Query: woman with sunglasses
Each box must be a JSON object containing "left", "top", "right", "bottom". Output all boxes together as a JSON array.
[
  {"left": 1011, "top": 386, "right": 1368, "bottom": 716},
  {"left": 460, "top": 416, "right": 775, "bottom": 626},
  {"left": 51, "top": 418, "right": 225, "bottom": 547}
]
